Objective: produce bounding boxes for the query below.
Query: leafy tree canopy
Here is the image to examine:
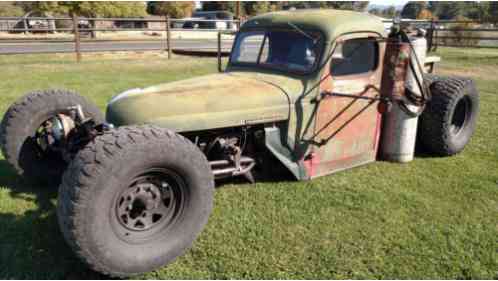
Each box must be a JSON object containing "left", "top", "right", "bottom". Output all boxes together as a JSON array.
[
  {"left": 282, "top": 1, "right": 369, "bottom": 11},
  {"left": 417, "top": 8, "right": 434, "bottom": 20},
  {"left": 15, "top": 2, "right": 147, "bottom": 17},
  {"left": 401, "top": 1, "right": 427, "bottom": 19},
  {"left": 369, "top": 5, "right": 398, "bottom": 19},
  {"left": 147, "top": 1, "right": 195, "bottom": 18},
  {"left": 0, "top": 2, "right": 24, "bottom": 17},
  {"left": 490, "top": 2, "right": 498, "bottom": 23},
  {"left": 201, "top": 1, "right": 369, "bottom": 16}
]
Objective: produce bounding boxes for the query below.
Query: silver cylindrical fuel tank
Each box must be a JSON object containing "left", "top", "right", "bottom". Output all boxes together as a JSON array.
[{"left": 380, "top": 34, "right": 427, "bottom": 163}]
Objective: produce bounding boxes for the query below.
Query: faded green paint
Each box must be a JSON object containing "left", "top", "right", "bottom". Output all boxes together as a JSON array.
[
  {"left": 106, "top": 72, "right": 304, "bottom": 132},
  {"left": 241, "top": 9, "right": 387, "bottom": 42},
  {"left": 105, "top": 9, "right": 388, "bottom": 180},
  {"left": 264, "top": 127, "right": 308, "bottom": 180}
]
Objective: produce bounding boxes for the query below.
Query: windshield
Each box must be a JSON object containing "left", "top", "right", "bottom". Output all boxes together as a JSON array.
[{"left": 230, "top": 30, "right": 322, "bottom": 74}]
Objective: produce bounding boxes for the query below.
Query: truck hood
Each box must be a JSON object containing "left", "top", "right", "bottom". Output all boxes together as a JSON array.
[{"left": 106, "top": 72, "right": 303, "bottom": 132}]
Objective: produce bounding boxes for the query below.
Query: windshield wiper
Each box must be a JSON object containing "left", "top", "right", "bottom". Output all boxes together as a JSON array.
[{"left": 287, "top": 22, "right": 317, "bottom": 44}]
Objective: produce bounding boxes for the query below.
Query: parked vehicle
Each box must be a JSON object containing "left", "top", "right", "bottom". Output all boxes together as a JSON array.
[
  {"left": 181, "top": 10, "right": 235, "bottom": 30},
  {"left": 0, "top": 9, "right": 479, "bottom": 277}
]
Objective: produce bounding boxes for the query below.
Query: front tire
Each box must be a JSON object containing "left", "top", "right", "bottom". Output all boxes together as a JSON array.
[{"left": 57, "top": 125, "right": 214, "bottom": 277}]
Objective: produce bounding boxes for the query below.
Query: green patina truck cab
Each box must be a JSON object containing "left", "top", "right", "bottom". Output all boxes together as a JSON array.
[{"left": 106, "top": 9, "right": 388, "bottom": 180}]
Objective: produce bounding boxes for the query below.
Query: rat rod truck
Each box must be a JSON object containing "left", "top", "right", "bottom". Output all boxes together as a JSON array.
[{"left": 0, "top": 9, "right": 478, "bottom": 277}]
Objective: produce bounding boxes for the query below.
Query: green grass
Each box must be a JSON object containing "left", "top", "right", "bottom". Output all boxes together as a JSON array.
[{"left": 0, "top": 49, "right": 497, "bottom": 279}]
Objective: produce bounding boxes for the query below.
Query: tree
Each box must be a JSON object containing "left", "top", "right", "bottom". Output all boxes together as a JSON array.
[
  {"left": 369, "top": 7, "right": 382, "bottom": 16},
  {"left": 0, "top": 2, "right": 24, "bottom": 17},
  {"left": 65, "top": 2, "right": 147, "bottom": 17},
  {"left": 417, "top": 9, "right": 434, "bottom": 20},
  {"left": 383, "top": 6, "right": 397, "bottom": 18},
  {"left": 20, "top": 2, "right": 147, "bottom": 17},
  {"left": 201, "top": 1, "right": 280, "bottom": 16},
  {"left": 17, "top": 2, "right": 66, "bottom": 15},
  {"left": 439, "top": 2, "right": 464, "bottom": 20},
  {"left": 147, "top": 2, "right": 195, "bottom": 18},
  {"left": 489, "top": 2, "right": 498, "bottom": 23},
  {"left": 322, "top": 1, "right": 369, "bottom": 11},
  {"left": 427, "top": 1, "right": 464, "bottom": 20},
  {"left": 401, "top": 1, "right": 427, "bottom": 19},
  {"left": 282, "top": 1, "right": 369, "bottom": 11},
  {"left": 443, "top": 15, "right": 479, "bottom": 47},
  {"left": 465, "top": 2, "right": 490, "bottom": 22},
  {"left": 244, "top": 1, "right": 273, "bottom": 15},
  {"left": 202, "top": 1, "right": 240, "bottom": 13}
]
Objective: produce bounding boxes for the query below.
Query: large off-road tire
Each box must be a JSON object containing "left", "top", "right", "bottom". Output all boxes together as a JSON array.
[
  {"left": 419, "top": 74, "right": 479, "bottom": 156},
  {"left": 57, "top": 125, "right": 214, "bottom": 277},
  {"left": 0, "top": 89, "right": 104, "bottom": 185}
]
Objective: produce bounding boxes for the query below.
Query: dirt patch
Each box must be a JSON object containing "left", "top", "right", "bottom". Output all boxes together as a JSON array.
[{"left": 438, "top": 65, "right": 497, "bottom": 81}]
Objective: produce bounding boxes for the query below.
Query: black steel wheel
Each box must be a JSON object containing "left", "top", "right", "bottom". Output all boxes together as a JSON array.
[
  {"left": 112, "top": 169, "right": 186, "bottom": 242},
  {"left": 450, "top": 95, "right": 471, "bottom": 137}
]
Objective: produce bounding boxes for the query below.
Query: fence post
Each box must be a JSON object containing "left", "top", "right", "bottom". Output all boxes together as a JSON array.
[
  {"left": 23, "top": 18, "right": 28, "bottom": 35},
  {"left": 166, "top": 16, "right": 171, "bottom": 59},
  {"left": 72, "top": 14, "right": 81, "bottom": 62},
  {"left": 433, "top": 21, "right": 438, "bottom": 52},
  {"left": 427, "top": 18, "right": 434, "bottom": 52},
  {"left": 217, "top": 31, "right": 222, "bottom": 72}
]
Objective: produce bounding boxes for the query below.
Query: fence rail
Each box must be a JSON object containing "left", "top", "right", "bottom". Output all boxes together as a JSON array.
[
  {"left": 1, "top": 16, "right": 497, "bottom": 61},
  {"left": 0, "top": 16, "right": 240, "bottom": 61},
  {"left": 381, "top": 19, "right": 498, "bottom": 50}
]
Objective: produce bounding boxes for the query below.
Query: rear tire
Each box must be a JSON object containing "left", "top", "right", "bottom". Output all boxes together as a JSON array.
[
  {"left": 419, "top": 75, "right": 479, "bottom": 156},
  {"left": 57, "top": 125, "right": 214, "bottom": 277},
  {"left": 0, "top": 89, "right": 104, "bottom": 185}
]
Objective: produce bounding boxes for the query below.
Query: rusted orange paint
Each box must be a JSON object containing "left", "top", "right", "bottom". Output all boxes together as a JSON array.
[{"left": 308, "top": 33, "right": 386, "bottom": 178}]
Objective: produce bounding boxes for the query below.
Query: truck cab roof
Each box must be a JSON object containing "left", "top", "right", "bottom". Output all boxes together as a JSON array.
[{"left": 241, "top": 9, "right": 387, "bottom": 42}]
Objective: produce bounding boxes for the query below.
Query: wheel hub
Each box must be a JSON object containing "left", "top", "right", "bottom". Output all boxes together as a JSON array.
[
  {"left": 116, "top": 180, "right": 175, "bottom": 231},
  {"left": 450, "top": 96, "right": 470, "bottom": 136}
]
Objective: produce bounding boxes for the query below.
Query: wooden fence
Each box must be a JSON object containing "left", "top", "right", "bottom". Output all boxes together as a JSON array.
[
  {"left": 0, "top": 16, "right": 497, "bottom": 62},
  {"left": 382, "top": 19, "right": 498, "bottom": 50},
  {"left": 0, "top": 16, "right": 240, "bottom": 61}
]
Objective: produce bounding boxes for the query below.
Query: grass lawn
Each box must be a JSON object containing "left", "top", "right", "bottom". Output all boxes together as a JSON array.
[{"left": 0, "top": 49, "right": 497, "bottom": 279}]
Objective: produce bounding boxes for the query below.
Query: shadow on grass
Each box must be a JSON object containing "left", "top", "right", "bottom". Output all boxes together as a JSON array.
[
  {"left": 414, "top": 140, "right": 439, "bottom": 159},
  {"left": 0, "top": 160, "right": 108, "bottom": 279},
  {"left": 215, "top": 160, "right": 296, "bottom": 189},
  {"left": 0, "top": 157, "right": 293, "bottom": 278}
]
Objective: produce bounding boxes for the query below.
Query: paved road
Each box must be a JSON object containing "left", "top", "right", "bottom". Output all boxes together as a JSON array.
[{"left": 0, "top": 39, "right": 236, "bottom": 54}]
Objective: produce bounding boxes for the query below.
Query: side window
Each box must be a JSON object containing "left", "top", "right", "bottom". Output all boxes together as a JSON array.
[{"left": 331, "top": 38, "right": 379, "bottom": 76}]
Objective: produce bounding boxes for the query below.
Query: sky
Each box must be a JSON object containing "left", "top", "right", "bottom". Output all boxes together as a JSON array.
[{"left": 368, "top": 0, "right": 409, "bottom": 7}]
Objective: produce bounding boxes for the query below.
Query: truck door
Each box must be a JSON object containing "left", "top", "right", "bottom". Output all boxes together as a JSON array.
[{"left": 308, "top": 33, "right": 385, "bottom": 178}]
